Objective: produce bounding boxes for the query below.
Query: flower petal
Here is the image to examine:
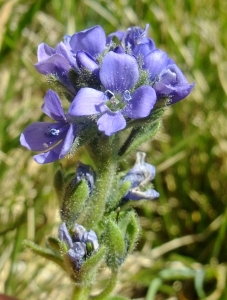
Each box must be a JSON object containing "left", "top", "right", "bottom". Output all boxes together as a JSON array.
[
  {"left": 56, "top": 42, "right": 77, "bottom": 69},
  {"left": 97, "top": 111, "right": 126, "bottom": 136},
  {"left": 37, "top": 43, "right": 55, "bottom": 61},
  {"left": 76, "top": 51, "right": 99, "bottom": 72},
  {"left": 125, "top": 188, "right": 160, "bottom": 201},
  {"left": 35, "top": 54, "right": 70, "bottom": 75},
  {"left": 20, "top": 122, "right": 68, "bottom": 152},
  {"left": 34, "top": 142, "right": 64, "bottom": 164},
  {"left": 122, "top": 86, "right": 156, "bottom": 118},
  {"left": 143, "top": 49, "right": 173, "bottom": 81},
  {"left": 153, "top": 64, "right": 195, "bottom": 103},
  {"left": 106, "top": 30, "right": 125, "bottom": 45},
  {"left": 70, "top": 25, "right": 106, "bottom": 57},
  {"left": 59, "top": 124, "right": 75, "bottom": 158},
  {"left": 100, "top": 52, "right": 139, "bottom": 92},
  {"left": 69, "top": 88, "right": 105, "bottom": 116},
  {"left": 133, "top": 39, "right": 156, "bottom": 58},
  {"left": 42, "top": 90, "right": 65, "bottom": 121}
]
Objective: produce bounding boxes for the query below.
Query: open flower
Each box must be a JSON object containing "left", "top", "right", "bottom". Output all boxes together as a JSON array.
[
  {"left": 20, "top": 90, "right": 76, "bottom": 164},
  {"left": 152, "top": 64, "right": 195, "bottom": 104},
  {"left": 35, "top": 26, "right": 107, "bottom": 95},
  {"left": 107, "top": 24, "right": 156, "bottom": 58},
  {"left": 120, "top": 152, "right": 159, "bottom": 202},
  {"left": 68, "top": 51, "right": 157, "bottom": 136},
  {"left": 143, "top": 49, "right": 195, "bottom": 103}
]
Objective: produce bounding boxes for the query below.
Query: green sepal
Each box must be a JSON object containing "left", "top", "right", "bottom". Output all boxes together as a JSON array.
[
  {"left": 117, "top": 210, "right": 140, "bottom": 254},
  {"left": 79, "top": 246, "right": 106, "bottom": 284},
  {"left": 63, "top": 246, "right": 106, "bottom": 285},
  {"left": 124, "top": 211, "right": 140, "bottom": 253},
  {"left": 46, "top": 236, "right": 61, "bottom": 253},
  {"left": 68, "top": 68, "right": 102, "bottom": 94},
  {"left": 106, "top": 180, "right": 131, "bottom": 212},
  {"left": 61, "top": 179, "right": 90, "bottom": 228},
  {"left": 118, "top": 118, "right": 161, "bottom": 159},
  {"left": 118, "top": 101, "right": 167, "bottom": 159},
  {"left": 23, "top": 239, "right": 65, "bottom": 270},
  {"left": 53, "top": 168, "right": 65, "bottom": 204},
  {"left": 68, "top": 123, "right": 98, "bottom": 158},
  {"left": 102, "top": 220, "right": 126, "bottom": 269}
]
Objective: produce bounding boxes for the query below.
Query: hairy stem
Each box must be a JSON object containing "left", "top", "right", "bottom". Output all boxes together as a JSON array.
[
  {"left": 78, "top": 135, "right": 119, "bottom": 229},
  {"left": 71, "top": 284, "right": 91, "bottom": 300},
  {"left": 91, "top": 269, "right": 118, "bottom": 300}
]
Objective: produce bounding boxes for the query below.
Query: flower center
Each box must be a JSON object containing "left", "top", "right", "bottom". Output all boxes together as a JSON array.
[
  {"left": 104, "top": 89, "right": 131, "bottom": 112},
  {"left": 45, "top": 127, "right": 60, "bottom": 136}
]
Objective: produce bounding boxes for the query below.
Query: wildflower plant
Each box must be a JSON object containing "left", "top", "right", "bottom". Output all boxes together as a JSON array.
[{"left": 20, "top": 24, "right": 194, "bottom": 300}]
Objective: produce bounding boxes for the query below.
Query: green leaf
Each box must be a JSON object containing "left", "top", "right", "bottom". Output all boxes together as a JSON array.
[
  {"left": 23, "top": 240, "right": 64, "bottom": 270},
  {"left": 102, "top": 220, "right": 126, "bottom": 269},
  {"left": 46, "top": 236, "right": 61, "bottom": 253},
  {"left": 53, "top": 168, "right": 65, "bottom": 204},
  {"left": 106, "top": 180, "right": 131, "bottom": 212},
  {"left": 118, "top": 119, "right": 161, "bottom": 159}
]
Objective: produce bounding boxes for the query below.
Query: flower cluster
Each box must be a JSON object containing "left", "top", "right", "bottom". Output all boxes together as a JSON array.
[
  {"left": 20, "top": 24, "right": 194, "bottom": 163},
  {"left": 59, "top": 222, "right": 99, "bottom": 271}
]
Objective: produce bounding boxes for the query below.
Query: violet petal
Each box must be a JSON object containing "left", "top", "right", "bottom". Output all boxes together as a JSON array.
[
  {"left": 37, "top": 43, "right": 55, "bottom": 61},
  {"left": 100, "top": 52, "right": 139, "bottom": 92},
  {"left": 76, "top": 51, "right": 99, "bottom": 72},
  {"left": 42, "top": 90, "right": 65, "bottom": 122},
  {"left": 143, "top": 49, "right": 173, "bottom": 81},
  {"left": 69, "top": 88, "right": 105, "bottom": 116},
  {"left": 33, "top": 141, "right": 65, "bottom": 164},
  {"left": 70, "top": 25, "right": 106, "bottom": 57},
  {"left": 97, "top": 111, "right": 126, "bottom": 136},
  {"left": 122, "top": 86, "right": 156, "bottom": 118},
  {"left": 59, "top": 223, "right": 73, "bottom": 248},
  {"left": 59, "top": 124, "right": 75, "bottom": 158},
  {"left": 20, "top": 122, "right": 68, "bottom": 152},
  {"left": 106, "top": 30, "right": 125, "bottom": 45}
]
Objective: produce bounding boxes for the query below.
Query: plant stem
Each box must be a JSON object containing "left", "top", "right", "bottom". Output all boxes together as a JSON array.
[
  {"left": 78, "top": 136, "right": 118, "bottom": 229},
  {"left": 71, "top": 284, "right": 91, "bottom": 300},
  {"left": 91, "top": 269, "right": 118, "bottom": 300}
]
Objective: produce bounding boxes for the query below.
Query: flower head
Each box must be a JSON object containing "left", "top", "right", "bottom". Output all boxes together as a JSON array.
[
  {"left": 59, "top": 222, "right": 99, "bottom": 271},
  {"left": 20, "top": 90, "right": 76, "bottom": 164},
  {"left": 69, "top": 51, "right": 157, "bottom": 136},
  {"left": 35, "top": 26, "right": 107, "bottom": 96}
]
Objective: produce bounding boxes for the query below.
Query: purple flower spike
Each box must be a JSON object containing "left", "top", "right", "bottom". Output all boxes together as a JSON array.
[
  {"left": 20, "top": 90, "right": 76, "bottom": 164},
  {"left": 69, "top": 52, "right": 157, "bottom": 136},
  {"left": 153, "top": 64, "right": 195, "bottom": 104}
]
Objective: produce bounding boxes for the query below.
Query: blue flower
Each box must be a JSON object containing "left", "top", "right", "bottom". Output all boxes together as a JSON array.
[
  {"left": 35, "top": 26, "right": 107, "bottom": 95},
  {"left": 59, "top": 222, "right": 99, "bottom": 271},
  {"left": 121, "top": 152, "right": 159, "bottom": 202},
  {"left": 20, "top": 90, "right": 76, "bottom": 164},
  {"left": 107, "top": 24, "right": 156, "bottom": 58},
  {"left": 143, "top": 49, "right": 195, "bottom": 103},
  {"left": 68, "top": 51, "right": 157, "bottom": 136}
]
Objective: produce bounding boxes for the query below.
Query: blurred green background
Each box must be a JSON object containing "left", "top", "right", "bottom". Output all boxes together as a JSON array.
[{"left": 0, "top": 0, "right": 227, "bottom": 299}]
